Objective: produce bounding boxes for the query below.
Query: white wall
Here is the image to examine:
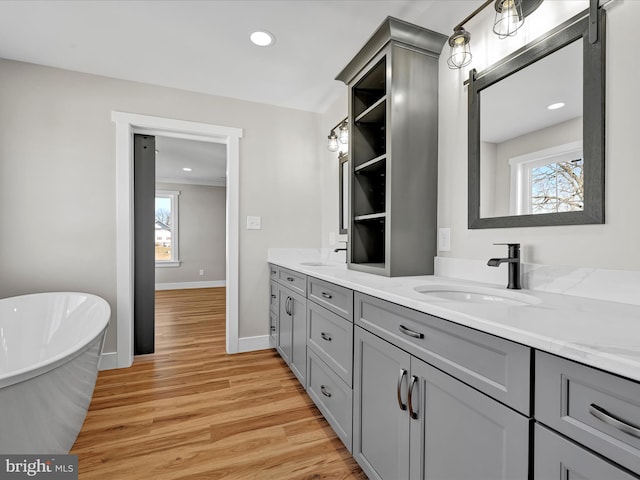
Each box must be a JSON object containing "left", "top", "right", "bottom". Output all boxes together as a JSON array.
[
  {"left": 0, "top": 59, "right": 322, "bottom": 352},
  {"left": 155, "top": 183, "right": 226, "bottom": 284},
  {"left": 438, "top": 1, "right": 640, "bottom": 270}
]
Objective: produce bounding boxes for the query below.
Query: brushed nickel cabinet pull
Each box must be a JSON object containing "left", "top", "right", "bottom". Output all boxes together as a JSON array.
[
  {"left": 286, "top": 277, "right": 295, "bottom": 282},
  {"left": 321, "top": 292, "right": 333, "bottom": 299},
  {"left": 399, "top": 324, "right": 425, "bottom": 339},
  {"left": 589, "top": 404, "right": 640, "bottom": 439},
  {"left": 397, "top": 369, "right": 408, "bottom": 411},
  {"left": 408, "top": 375, "right": 419, "bottom": 419},
  {"left": 320, "top": 332, "right": 332, "bottom": 342},
  {"left": 320, "top": 385, "right": 332, "bottom": 398}
]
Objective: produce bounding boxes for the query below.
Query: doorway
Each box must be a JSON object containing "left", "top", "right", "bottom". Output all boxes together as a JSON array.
[{"left": 114, "top": 112, "right": 243, "bottom": 368}]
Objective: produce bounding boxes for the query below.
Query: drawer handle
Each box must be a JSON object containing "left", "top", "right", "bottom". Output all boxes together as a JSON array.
[
  {"left": 286, "top": 277, "right": 295, "bottom": 282},
  {"left": 321, "top": 292, "right": 333, "bottom": 299},
  {"left": 408, "top": 375, "right": 419, "bottom": 420},
  {"left": 320, "top": 332, "right": 332, "bottom": 342},
  {"left": 397, "top": 369, "right": 408, "bottom": 411},
  {"left": 399, "top": 324, "right": 425, "bottom": 339},
  {"left": 270, "top": 326, "right": 276, "bottom": 332},
  {"left": 320, "top": 385, "right": 332, "bottom": 398},
  {"left": 589, "top": 404, "right": 640, "bottom": 439},
  {"left": 271, "top": 294, "right": 276, "bottom": 299},
  {"left": 271, "top": 270, "right": 276, "bottom": 275}
]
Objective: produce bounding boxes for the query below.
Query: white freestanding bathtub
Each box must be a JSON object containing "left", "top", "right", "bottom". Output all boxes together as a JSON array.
[{"left": 0, "top": 292, "right": 110, "bottom": 454}]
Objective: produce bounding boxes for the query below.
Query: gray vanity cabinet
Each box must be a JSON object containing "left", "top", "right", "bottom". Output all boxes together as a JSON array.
[
  {"left": 535, "top": 350, "right": 640, "bottom": 477},
  {"left": 409, "top": 357, "right": 530, "bottom": 480},
  {"left": 534, "top": 424, "right": 639, "bottom": 480},
  {"left": 353, "top": 326, "right": 411, "bottom": 480},
  {"left": 277, "top": 285, "right": 306, "bottom": 387},
  {"left": 353, "top": 326, "right": 530, "bottom": 480}
]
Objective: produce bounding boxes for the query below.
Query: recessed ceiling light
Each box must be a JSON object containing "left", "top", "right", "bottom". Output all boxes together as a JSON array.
[
  {"left": 250, "top": 31, "right": 275, "bottom": 47},
  {"left": 183, "top": 167, "right": 192, "bottom": 172},
  {"left": 547, "top": 102, "right": 565, "bottom": 110}
]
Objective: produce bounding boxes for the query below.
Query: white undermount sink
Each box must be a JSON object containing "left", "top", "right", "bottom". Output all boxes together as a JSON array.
[{"left": 414, "top": 284, "right": 541, "bottom": 307}]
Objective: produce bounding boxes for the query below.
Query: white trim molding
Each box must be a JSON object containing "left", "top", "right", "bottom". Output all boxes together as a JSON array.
[
  {"left": 238, "top": 335, "right": 271, "bottom": 353},
  {"left": 155, "top": 280, "right": 226, "bottom": 291},
  {"left": 98, "top": 352, "right": 118, "bottom": 371},
  {"left": 112, "top": 111, "right": 243, "bottom": 368}
]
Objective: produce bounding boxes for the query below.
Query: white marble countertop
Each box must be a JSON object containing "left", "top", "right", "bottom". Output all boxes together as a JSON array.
[{"left": 268, "top": 249, "right": 640, "bottom": 383}]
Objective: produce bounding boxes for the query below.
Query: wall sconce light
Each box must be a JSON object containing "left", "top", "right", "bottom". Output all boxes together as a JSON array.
[
  {"left": 493, "top": 0, "right": 525, "bottom": 38},
  {"left": 327, "top": 117, "right": 348, "bottom": 153},
  {"left": 447, "top": 0, "right": 543, "bottom": 69}
]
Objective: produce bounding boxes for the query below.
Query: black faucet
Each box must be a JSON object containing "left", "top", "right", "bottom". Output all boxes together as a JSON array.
[{"left": 487, "top": 243, "right": 522, "bottom": 290}]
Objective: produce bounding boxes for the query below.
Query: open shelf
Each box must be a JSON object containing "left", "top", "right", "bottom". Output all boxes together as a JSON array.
[
  {"left": 354, "top": 212, "right": 386, "bottom": 222},
  {"left": 354, "top": 154, "right": 386, "bottom": 174},
  {"left": 353, "top": 58, "right": 386, "bottom": 118},
  {"left": 351, "top": 217, "right": 386, "bottom": 265},
  {"left": 354, "top": 96, "right": 386, "bottom": 124},
  {"left": 353, "top": 157, "right": 386, "bottom": 218}
]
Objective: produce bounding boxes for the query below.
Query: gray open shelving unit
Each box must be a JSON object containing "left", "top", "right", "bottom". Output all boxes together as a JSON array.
[{"left": 336, "top": 17, "right": 446, "bottom": 277}]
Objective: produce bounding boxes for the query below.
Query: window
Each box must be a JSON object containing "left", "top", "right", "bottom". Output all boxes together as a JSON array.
[
  {"left": 509, "top": 142, "right": 583, "bottom": 215},
  {"left": 155, "top": 190, "right": 180, "bottom": 267}
]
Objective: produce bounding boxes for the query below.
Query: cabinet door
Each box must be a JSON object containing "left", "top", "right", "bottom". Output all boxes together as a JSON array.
[
  {"left": 409, "top": 357, "right": 530, "bottom": 480},
  {"left": 353, "top": 326, "right": 411, "bottom": 480},
  {"left": 535, "top": 424, "right": 638, "bottom": 480},
  {"left": 289, "top": 291, "right": 307, "bottom": 387},
  {"left": 277, "top": 286, "right": 292, "bottom": 364}
]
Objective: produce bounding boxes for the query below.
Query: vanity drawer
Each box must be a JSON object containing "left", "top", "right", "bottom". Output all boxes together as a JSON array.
[
  {"left": 269, "top": 263, "right": 278, "bottom": 279},
  {"left": 307, "top": 300, "right": 353, "bottom": 386},
  {"left": 269, "top": 280, "right": 278, "bottom": 313},
  {"left": 535, "top": 351, "right": 640, "bottom": 475},
  {"left": 277, "top": 267, "right": 307, "bottom": 296},
  {"left": 307, "top": 348, "right": 352, "bottom": 452},
  {"left": 308, "top": 277, "right": 353, "bottom": 320},
  {"left": 354, "top": 292, "right": 531, "bottom": 414},
  {"left": 534, "top": 423, "right": 638, "bottom": 480}
]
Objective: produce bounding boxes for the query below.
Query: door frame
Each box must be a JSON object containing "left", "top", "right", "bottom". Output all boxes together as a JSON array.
[{"left": 113, "top": 111, "right": 243, "bottom": 368}]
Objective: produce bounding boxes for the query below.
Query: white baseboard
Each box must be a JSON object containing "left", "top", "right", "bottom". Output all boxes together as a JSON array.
[
  {"left": 155, "top": 280, "right": 226, "bottom": 291},
  {"left": 98, "top": 351, "right": 118, "bottom": 370},
  {"left": 237, "top": 335, "right": 271, "bottom": 353},
  {"left": 99, "top": 332, "right": 270, "bottom": 371}
]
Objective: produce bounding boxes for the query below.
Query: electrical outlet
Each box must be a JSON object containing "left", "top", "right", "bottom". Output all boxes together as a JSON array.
[
  {"left": 438, "top": 228, "right": 451, "bottom": 252},
  {"left": 199, "top": 269, "right": 205, "bottom": 276}
]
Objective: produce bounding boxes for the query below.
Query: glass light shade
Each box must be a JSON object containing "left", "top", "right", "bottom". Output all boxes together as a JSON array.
[
  {"left": 338, "top": 122, "right": 349, "bottom": 144},
  {"left": 493, "top": 0, "right": 524, "bottom": 39},
  {"left": 327, "top": 131, "right": 339, "bottom": 152},
  {"left": 447, "top": 29, "right": 472, "bottom": 69}
]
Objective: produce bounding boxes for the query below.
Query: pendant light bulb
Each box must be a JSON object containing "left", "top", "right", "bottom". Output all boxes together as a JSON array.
[
  {"left": 338, "top": 122, "right": 349, "bottom": 144},
  {"left": 327, "top": 130, "right": 339, "bottom": 152},
  {"left": 493, "top": 0, "right": 524, "bottom": 39},
  {"left": 447, "top": 28, "right": 472, "bottom": 69}
]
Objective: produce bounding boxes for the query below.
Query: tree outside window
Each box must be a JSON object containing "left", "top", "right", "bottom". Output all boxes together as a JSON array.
[{"left": 155, "top": 191, "right": 180, "bottom": 266}]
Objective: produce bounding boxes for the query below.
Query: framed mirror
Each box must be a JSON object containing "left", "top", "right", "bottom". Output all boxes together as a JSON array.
[{"left": 468, "top": 9, "right": 605, "bottom": 229}]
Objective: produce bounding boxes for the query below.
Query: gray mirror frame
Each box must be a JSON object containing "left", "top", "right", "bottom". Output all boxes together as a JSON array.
[
  {"left": 468, "top": 9, "right": 605, "bottom": 229},
  {"left": 338, "top": 152, "right": 349, "bottom": 234}
]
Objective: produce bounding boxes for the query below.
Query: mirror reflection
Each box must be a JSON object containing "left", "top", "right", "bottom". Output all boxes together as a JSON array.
[{"left": 479, "top": 39, "right": 583, "bottom": 218}]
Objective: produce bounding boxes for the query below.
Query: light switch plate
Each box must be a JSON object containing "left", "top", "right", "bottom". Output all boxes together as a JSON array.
[
  {"left": 438, "top": 228, "right": 451, "bottom": 252},
  {"left": 246, "top": 216, "right": 262, "bottom": 230}
]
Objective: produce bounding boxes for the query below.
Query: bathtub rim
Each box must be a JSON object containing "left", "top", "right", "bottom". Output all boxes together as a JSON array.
[{"left": 0, "top": 292, "right": 111, "bottom": 389}]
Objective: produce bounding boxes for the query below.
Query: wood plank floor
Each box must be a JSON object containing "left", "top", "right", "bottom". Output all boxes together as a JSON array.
[{"left": 72, "top": 288, "right": 366, "bottom": 480}]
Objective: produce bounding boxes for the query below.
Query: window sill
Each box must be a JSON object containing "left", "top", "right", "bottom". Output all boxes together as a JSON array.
[{"left": 155, "top": 261, "right": 181, "bottom": 268}]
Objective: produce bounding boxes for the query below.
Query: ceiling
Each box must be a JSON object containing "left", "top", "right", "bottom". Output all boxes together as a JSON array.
[
  {"left": 0, "top": 0, "right": 482, "bottom": 114},
  {"left": 0, "top": 1, "right": 487, "bottom": 183}
]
